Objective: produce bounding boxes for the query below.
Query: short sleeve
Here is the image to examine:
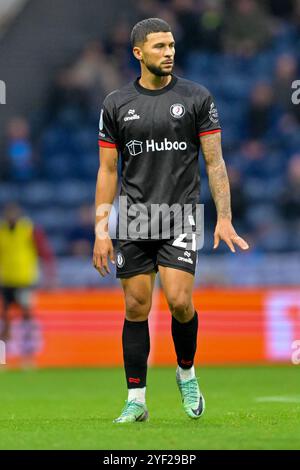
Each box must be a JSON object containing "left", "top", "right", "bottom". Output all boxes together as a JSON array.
[
  {"left": 197, "top": 91, "right": 221, "bottom": 137},
  {"left": 98, "top": 94, "right": 118, "bottom": 148}
]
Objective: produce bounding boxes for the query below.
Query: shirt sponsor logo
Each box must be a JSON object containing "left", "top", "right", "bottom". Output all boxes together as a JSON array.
[
  {"left": 126, "top": 140, "right": 143, "bottom": 156},
  {"left": 126, "top": 138, "right": 187, "bottom": 156},
  {"left": 170, "top": 103, "right": 185, "bottom": 118},
  {"left": 209, "top": 102, "right": 219, "bottom": 123},
  {"left": 124, "top": 109, "right": 140, "bottom": 121},
  {"left": 146, "top": 139, "right": 187, "bottom": 152}
]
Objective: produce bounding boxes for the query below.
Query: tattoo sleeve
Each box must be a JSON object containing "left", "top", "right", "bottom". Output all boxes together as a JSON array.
[{"left": 200, "top": 132, "right": 232, "bottom": 220}]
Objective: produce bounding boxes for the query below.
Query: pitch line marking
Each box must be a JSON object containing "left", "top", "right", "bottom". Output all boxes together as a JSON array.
[{"left": 255, "top": 396, "right": 300, "bottom": 403}]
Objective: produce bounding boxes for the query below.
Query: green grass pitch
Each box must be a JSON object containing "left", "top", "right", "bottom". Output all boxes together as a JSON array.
[{"left": 0, "top": 365, "right": 299, "bottom": 450}]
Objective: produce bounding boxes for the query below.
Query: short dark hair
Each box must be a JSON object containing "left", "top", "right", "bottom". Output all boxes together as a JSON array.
[{"left": 130, "top": 18, "right": 172, "bottom": 48}]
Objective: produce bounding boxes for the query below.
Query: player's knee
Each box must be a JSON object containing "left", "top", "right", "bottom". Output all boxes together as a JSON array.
[
  {"left": 168, "top": 294, "right": 192, "bottom": 320},
  {"left": 125, "top": 294, "right": 151, "bottom": 321}
]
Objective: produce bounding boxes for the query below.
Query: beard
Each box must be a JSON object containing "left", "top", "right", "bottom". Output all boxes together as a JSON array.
[{"left": 143, "top": 59, "right": 173, "bottom": 77}]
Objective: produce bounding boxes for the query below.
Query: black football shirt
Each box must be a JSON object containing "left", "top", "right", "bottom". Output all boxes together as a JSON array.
[{"left": 98, "top": 73, "right": 221, "bottom": 240}]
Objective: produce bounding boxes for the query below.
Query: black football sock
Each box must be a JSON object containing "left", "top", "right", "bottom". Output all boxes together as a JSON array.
[
  {"left": 171, "top": 311, "right": 198, "bottom": 369},
  {"left": 122, "top": 318, "right": 150, "bottom": 389}
]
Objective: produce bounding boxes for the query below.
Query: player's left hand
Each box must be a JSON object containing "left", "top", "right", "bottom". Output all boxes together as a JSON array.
[{"left": 213, "top": 218, "right": 249, "bottom": 253}]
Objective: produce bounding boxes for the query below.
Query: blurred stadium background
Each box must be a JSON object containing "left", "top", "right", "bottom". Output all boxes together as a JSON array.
[{"left": 0, "top": 0, "right": 300, "bottom": 449}]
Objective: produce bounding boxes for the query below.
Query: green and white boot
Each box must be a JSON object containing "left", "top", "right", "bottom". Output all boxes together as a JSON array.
[
  {"left": 176, "top": 367, "right": 205, "bottom": 419},
  {"left": 113, "top": 400, "right": 149, "bottom": 423}
]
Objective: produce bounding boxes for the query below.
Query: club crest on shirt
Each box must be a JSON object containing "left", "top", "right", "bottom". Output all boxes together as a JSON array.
[
  {"left": 209, "top": 102, "right": 219, "bottom": 123},
  {"left": 170, "top": 103, "right": 185, "bottom": 119}
]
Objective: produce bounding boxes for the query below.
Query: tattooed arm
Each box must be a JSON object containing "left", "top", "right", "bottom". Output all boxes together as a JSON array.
[{"left": 200, "top": 132, "right": 249, "bottom": 252}]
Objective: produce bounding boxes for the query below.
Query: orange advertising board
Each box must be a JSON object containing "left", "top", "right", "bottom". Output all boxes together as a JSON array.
[{"left": 2, "top": 288, "right": 300, "bottom": 367}]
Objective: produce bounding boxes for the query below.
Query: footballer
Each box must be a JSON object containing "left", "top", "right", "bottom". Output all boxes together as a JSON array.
[{"left": 93, "top": 18, "right": 249, "bottom": 423}]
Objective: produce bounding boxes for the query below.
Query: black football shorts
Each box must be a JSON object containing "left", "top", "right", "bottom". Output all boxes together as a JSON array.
[{"left": 115, "top": 239, "right": 197, "bottom": 278}]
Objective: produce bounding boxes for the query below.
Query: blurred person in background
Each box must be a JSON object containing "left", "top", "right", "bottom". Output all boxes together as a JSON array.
[
  {"left": 279, "top": 154, "right": 300, "bottom": 224},
  {"left": 197, "top": 0, "right": 224, "bottom": 52},
  {"left": 69, "top": 40, "right": 122, "bottom": 110},
  {"left": 171, "top": 0, "right": 224, "bottom": 55},
  {"left": 43, "top": 67, "right": 91, "bottom": 126},
  {"left": 105, "top": 21, "right": 136, "bottom": 80},
  {"left": 266, "top": 0, "right": 295, "bottom": 19},
  {"left": 273, "top": 54, "right": 300, "bottom": 123},
  {"left": 44, "top": 41, "right": 122, "bottom": 126},
  {"left": 247, "top": 82, "right": 276, "bottom": 139},
  {"left": 4, "top": 117, "right": 37, "bottom": 181},
  {"left": 0, "top": 202, "right": 56, "bottom": 365},
  {"left": 170, "top": 0, "right": 202, "bottom": 66},
  {"left": 294, "top": 0, "right": 300, "bottom": 38},
  {"left": 68, "top": 204, "right": 95, "bottom": 257},
  {"left": 238, "top": 139, "right": 282, "bottom": 179},
  {"left": 223, "top": 0, "right": 273, "bottom": 56}
]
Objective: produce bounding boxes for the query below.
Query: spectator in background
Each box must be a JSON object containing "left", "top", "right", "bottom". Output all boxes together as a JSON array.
[
  {"left": 45, "top": 41, "right": 122, "bottom": 125},
  {"left": 0, "top": 202, "right": 56, "bottom": 366},
  {"left": 70, "top": 41, "right": 122, "bottom": 111},
  {"left": 5, "top": 117, "right": 36, "bottom": 181},
  {"left": 44, "top": 67, "right": 91, "bottom": 126},
  {"left": 223, "top": 0, "right": 272, "bottom": 56},
  {"left": 267, "top": 0, "right": 295, "bottom": 20},
  {"left": 105, "top": 21, "right": 136, "bottom": 80},
  {"left": 247, "top": 82, "right": 276, "bottom": 139},
  {"left": 273, "top": 54, "right": 300, "bottom": 121},
  {"left": 279, "top": 154, "right": 300, "bottom": 222},
  {"left": 293, "top": 0, "right": 300, "bottom": 38},
  {"left": 135, "top": 0, "right": 162, "bottom": 20},
  {"left": 238, "top": 140, "right": 268, "bottom": 178},
  {"left": 227, "top": 167, "right": 248, "bottom": 228},
  {"left": 273, "top": 54, "right": 300, "bottom": 141},
  {"left": 68, "top": 204, "right": 95, "bottom": 257},
  {"left": 197, "top": 0, "right": 224, "bottom": 52},
  {"left": 238, "top": 139, "right": 282, "bottom": 180},
  {"left": 171, "top": 0, "right": 202, "bottom": 66}
]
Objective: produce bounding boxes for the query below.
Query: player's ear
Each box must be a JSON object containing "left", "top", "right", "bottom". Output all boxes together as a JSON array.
[{"left": 133, "top": 46, "right": 143, "bottom": 61}]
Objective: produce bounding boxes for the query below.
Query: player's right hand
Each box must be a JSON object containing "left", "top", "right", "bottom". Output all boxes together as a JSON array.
[{"left": 93, "top": 236, "right": 115, "bottom": 276}]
